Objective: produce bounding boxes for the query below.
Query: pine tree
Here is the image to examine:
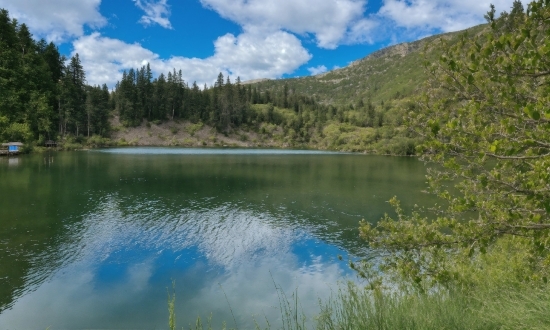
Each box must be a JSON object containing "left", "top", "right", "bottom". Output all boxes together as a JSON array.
[{"left": 59, "top": 54, "right": 87, "bottom": 136}]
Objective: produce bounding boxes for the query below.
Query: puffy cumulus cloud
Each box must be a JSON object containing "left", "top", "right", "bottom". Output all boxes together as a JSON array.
[
  {"left": 197, "top": 0, "right": 512, "bottom": 49},
  {"left": 73, "top": 31, "right": 311, "bottom": 87},
  {"left": 72, "top": 33, "right": 160, "bottom": 86},
  {"left": 307, "top": 65, "right": 328, "bottom": 76},
  {"left": 379, "top": 0, "right": 514, "bottom": 32},
  {"left": 199, "top": 0, "right": 375, "bottom": 49},
  {"left": 203, "top": 30, "right": 312, "bottom": 79},
  {"left": 133, "top": 0, "right": 173, "bottom": 29},
  {"left": 1, "top": 0, "right": 106, "bottom": 42}
]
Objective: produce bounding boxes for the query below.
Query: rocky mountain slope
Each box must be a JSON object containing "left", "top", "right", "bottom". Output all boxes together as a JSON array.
[{"left": 253, "top": 24, "right": 487, "bottom": 106}]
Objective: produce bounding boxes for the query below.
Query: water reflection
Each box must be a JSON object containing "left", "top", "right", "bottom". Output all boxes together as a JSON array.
[
  {"left": 43, "top": 154, "right": 54, "bottom": 167},
  {"left": 0, "top": 195, "right": 352, "bottom": 329},
  {"left": 8, "top": 157, "right": 19, "bottom": 167},
  {"left": 0, "top": 149, "right": 432, "bottom": 329},
  {"left": 97, "top": 147, "right": 345, "bottom": 155}
]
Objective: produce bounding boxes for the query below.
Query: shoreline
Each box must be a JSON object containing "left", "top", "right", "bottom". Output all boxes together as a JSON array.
[
  {"left": 12, "top": 117, "right": 420, "bottom": 156},
  {"left": 27, "top": 143, "right": 416, "bottom": 157}
]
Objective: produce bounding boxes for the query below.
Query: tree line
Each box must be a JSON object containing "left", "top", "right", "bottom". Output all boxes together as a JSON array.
[
  {"left": 112, "top": 65, "right": 395, "bottom": 140},
  {"left": 0, "top": 9, "right": 111, "bottom": 143},
  {"left": 113, "top": 67, "right": 339, "bottom": 137},
  {"left": 0, "top": 6, "right": 411, "bottom": 154}
]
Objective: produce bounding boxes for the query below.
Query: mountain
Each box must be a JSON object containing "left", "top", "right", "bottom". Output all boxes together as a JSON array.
[
  {"left": 253, "top": 24, "right": 488, "bottom": 106},
  {"left": 0, "top": 4, "right": 491, "bottom": 156},
  {"left": 106, "top": 23, "right": 492, "bottom": 156}
]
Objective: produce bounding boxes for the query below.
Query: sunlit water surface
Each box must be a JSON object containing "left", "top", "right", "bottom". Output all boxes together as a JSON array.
[{"left": 0, "top": 148, "right": 431, "bottom": 329}]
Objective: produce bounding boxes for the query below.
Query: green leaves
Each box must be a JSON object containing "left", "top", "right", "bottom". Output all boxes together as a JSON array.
[
  {"left": 428, "top": 120, "right": 440, "bottom": 136},
  {"left": 449, "top": 60, "right": 457, "bottom": 71},
  {"left": 490, "top": 141, "right": 500, "bottom": 153},
  {"left": 0, "top": 9, "right": 64, "bottom": 142},
  {"left": 524, "top": 105, "right": 541, "bottom": 120},
  {"left": 479, "top": 174, "right": 489, "bottom": 188},
  {"left": 360, "top": 1, "right": 550, "bottom": 288}
]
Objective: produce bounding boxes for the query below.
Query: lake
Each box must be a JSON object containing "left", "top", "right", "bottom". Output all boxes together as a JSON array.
[{"left": 0, "top": 148, "right": 431, "bottom": 329}]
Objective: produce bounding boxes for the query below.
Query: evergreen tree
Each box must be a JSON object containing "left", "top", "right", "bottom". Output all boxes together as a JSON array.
[{"left": 0, "top": 9, "right": 61, "bottom": 142}]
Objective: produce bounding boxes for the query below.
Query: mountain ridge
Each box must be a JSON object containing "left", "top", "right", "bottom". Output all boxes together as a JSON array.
[{"left": 252, "top": 23, "right": 488, "bottom": 106}]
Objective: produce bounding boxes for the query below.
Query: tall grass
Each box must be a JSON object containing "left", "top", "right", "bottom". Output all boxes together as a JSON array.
[
  {"left": 316, "top": 282, "right": 492, "bottom": 330},
  {"left": 272, "top": 285, "right": 307, "bottom": 330},
  {"left": 316, "top": 281, "right": 550, "bottom": 330},
  {"left": 474, "top": 283, "right": 550, "bottom": 330},
  {"left": 168, "top": 280, "right": 176, "bottom": 330},
  {"left": 169, "top": 277, "right": 550, "bottom": 329}
]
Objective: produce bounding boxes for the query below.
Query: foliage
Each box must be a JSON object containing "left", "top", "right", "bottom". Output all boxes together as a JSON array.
[
  {"left": 317, "top": 282, "right": 491, "bottom": 330},
  {"left": 0, "top": 9, "right": 59, "bottom": 142},
  {"left": 316, "top": 278, "right": 550, "bottom": 330},
  {"left": 245, "top": 29, "right": 490, "bottom": 154},
  {"left": 3, "top": 122, "right": 33, "bottom": 142},
  {"left": 109, "top": 60, "right": 438, "bottom": 153},
  {"left": 84, "top": 84, "right": 110, "bottom": 137},
  {"left": 360, "top": 0, "right": 550, "bottom": 285},
  {"left": 1, "top": 6, "right": 443, "bottom": 154},
  {"left": 253, "top": 24, "right": 486, "bottom": 106},
  {"left": 0, "top": 9, "right": 111, "bottom": 143}
]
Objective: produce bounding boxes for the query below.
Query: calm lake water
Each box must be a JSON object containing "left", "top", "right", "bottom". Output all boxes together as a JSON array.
[{"left": 0, "top": 148, "right": 430, "bottom": 329}]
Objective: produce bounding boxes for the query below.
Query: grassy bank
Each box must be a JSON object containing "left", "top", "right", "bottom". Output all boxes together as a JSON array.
[
  {"left": 166, "top": 280, "right": 549, "bottom": 330},
  {"left": 175, "top": 281, "right": 550, "bottom": 330},
  {"left": 317, "top": 237, "right": 550, "bottom": 330},
  {"left": 315, "top": 282, "right": 550, "bottom": 330},
  {"left": 27, "top": 114, "right": 418, "bottom": 155},
  {"left": 173, "top": 237, "right": 550, "bottom": 330}
]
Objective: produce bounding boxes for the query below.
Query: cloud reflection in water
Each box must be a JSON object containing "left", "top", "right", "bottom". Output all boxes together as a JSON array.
[{"left": 0, "top": 193, "right": 354, "bottom": 329}]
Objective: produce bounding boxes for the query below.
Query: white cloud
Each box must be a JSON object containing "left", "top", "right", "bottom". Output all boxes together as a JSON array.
[
  {"left": 4, "top": 0, "right": 515, "bottom": 88},
  {"left": 199, "top": 0, "right": 375, "bottom": 49},
  {"left": 1, "top": 0, "right": 106, "bottom": 42},
  {"left": 307, "top": 65, "right": 328, "bottom": 76},
  {"left": 379, "top": 0, "right": 514, "bottom": 32},
  {"left": 345, "top": 18, "right": 378, "bottom": 44},
  {"left": 198, "top": 0, "right": 515, "bottom": 49},
  {"left": 133, "top": 0, "right": 173, "bottom": 29},
  {"left": 72, "top": 33, "right": 159, "bottom": 86},
  {"left": 73, "top": 31, "right": 311, "bottom": 87}
]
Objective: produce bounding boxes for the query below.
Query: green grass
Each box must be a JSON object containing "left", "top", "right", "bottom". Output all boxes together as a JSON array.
[
  {"left": 318, "top": 284, "right": 484, "bottom": 330},
  {"left": 316, "top": 281, "right": 550, "bottom": 330},
  {"left": 167, "top": 238, "right": 550, "bottom": 329},
  {"left": 170, "top": 278, "right": 550, "bottom": 330}
]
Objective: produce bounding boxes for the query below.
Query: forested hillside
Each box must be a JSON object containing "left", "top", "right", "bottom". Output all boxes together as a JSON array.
[
  {"left": 0, "top": 9, "right": 110, "bottom": 145},
  {"left": 109, "top": 23, "right": 494, "bottom": 154},
  {"left": 0, "top": 7, "right": 486, "bottom": 155},
  {"left": 253, "top": 25, "right": 487, "bottom": 105}
]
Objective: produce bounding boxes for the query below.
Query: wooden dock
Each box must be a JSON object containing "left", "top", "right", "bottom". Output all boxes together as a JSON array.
[{"left": 0, "top": 150, "right": 19, "bottom": 156}]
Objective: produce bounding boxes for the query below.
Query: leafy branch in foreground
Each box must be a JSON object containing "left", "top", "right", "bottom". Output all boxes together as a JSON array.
[{"left": 360, "top": 0, "right": 550, "bottom": 286}]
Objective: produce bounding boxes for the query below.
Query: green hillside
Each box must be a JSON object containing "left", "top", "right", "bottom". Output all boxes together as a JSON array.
[
  {"left": 0, "top": 5, "right": 490, "bottom": 156},
  {"left": 99, "top": 23, "right": 491, "bottom": 155},
  {"left": 253, "top": 24, "right": 488, "bottom": 106}
]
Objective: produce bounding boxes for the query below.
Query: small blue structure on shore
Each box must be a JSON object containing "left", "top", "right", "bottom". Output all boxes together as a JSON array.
[{"left": 1, "top": 142, "right": 23, "bottom": 155}]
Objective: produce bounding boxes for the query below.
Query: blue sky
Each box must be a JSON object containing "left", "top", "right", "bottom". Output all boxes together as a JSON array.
[{"left": 3, "top": 0, "right": 515, "bottom": 87}]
